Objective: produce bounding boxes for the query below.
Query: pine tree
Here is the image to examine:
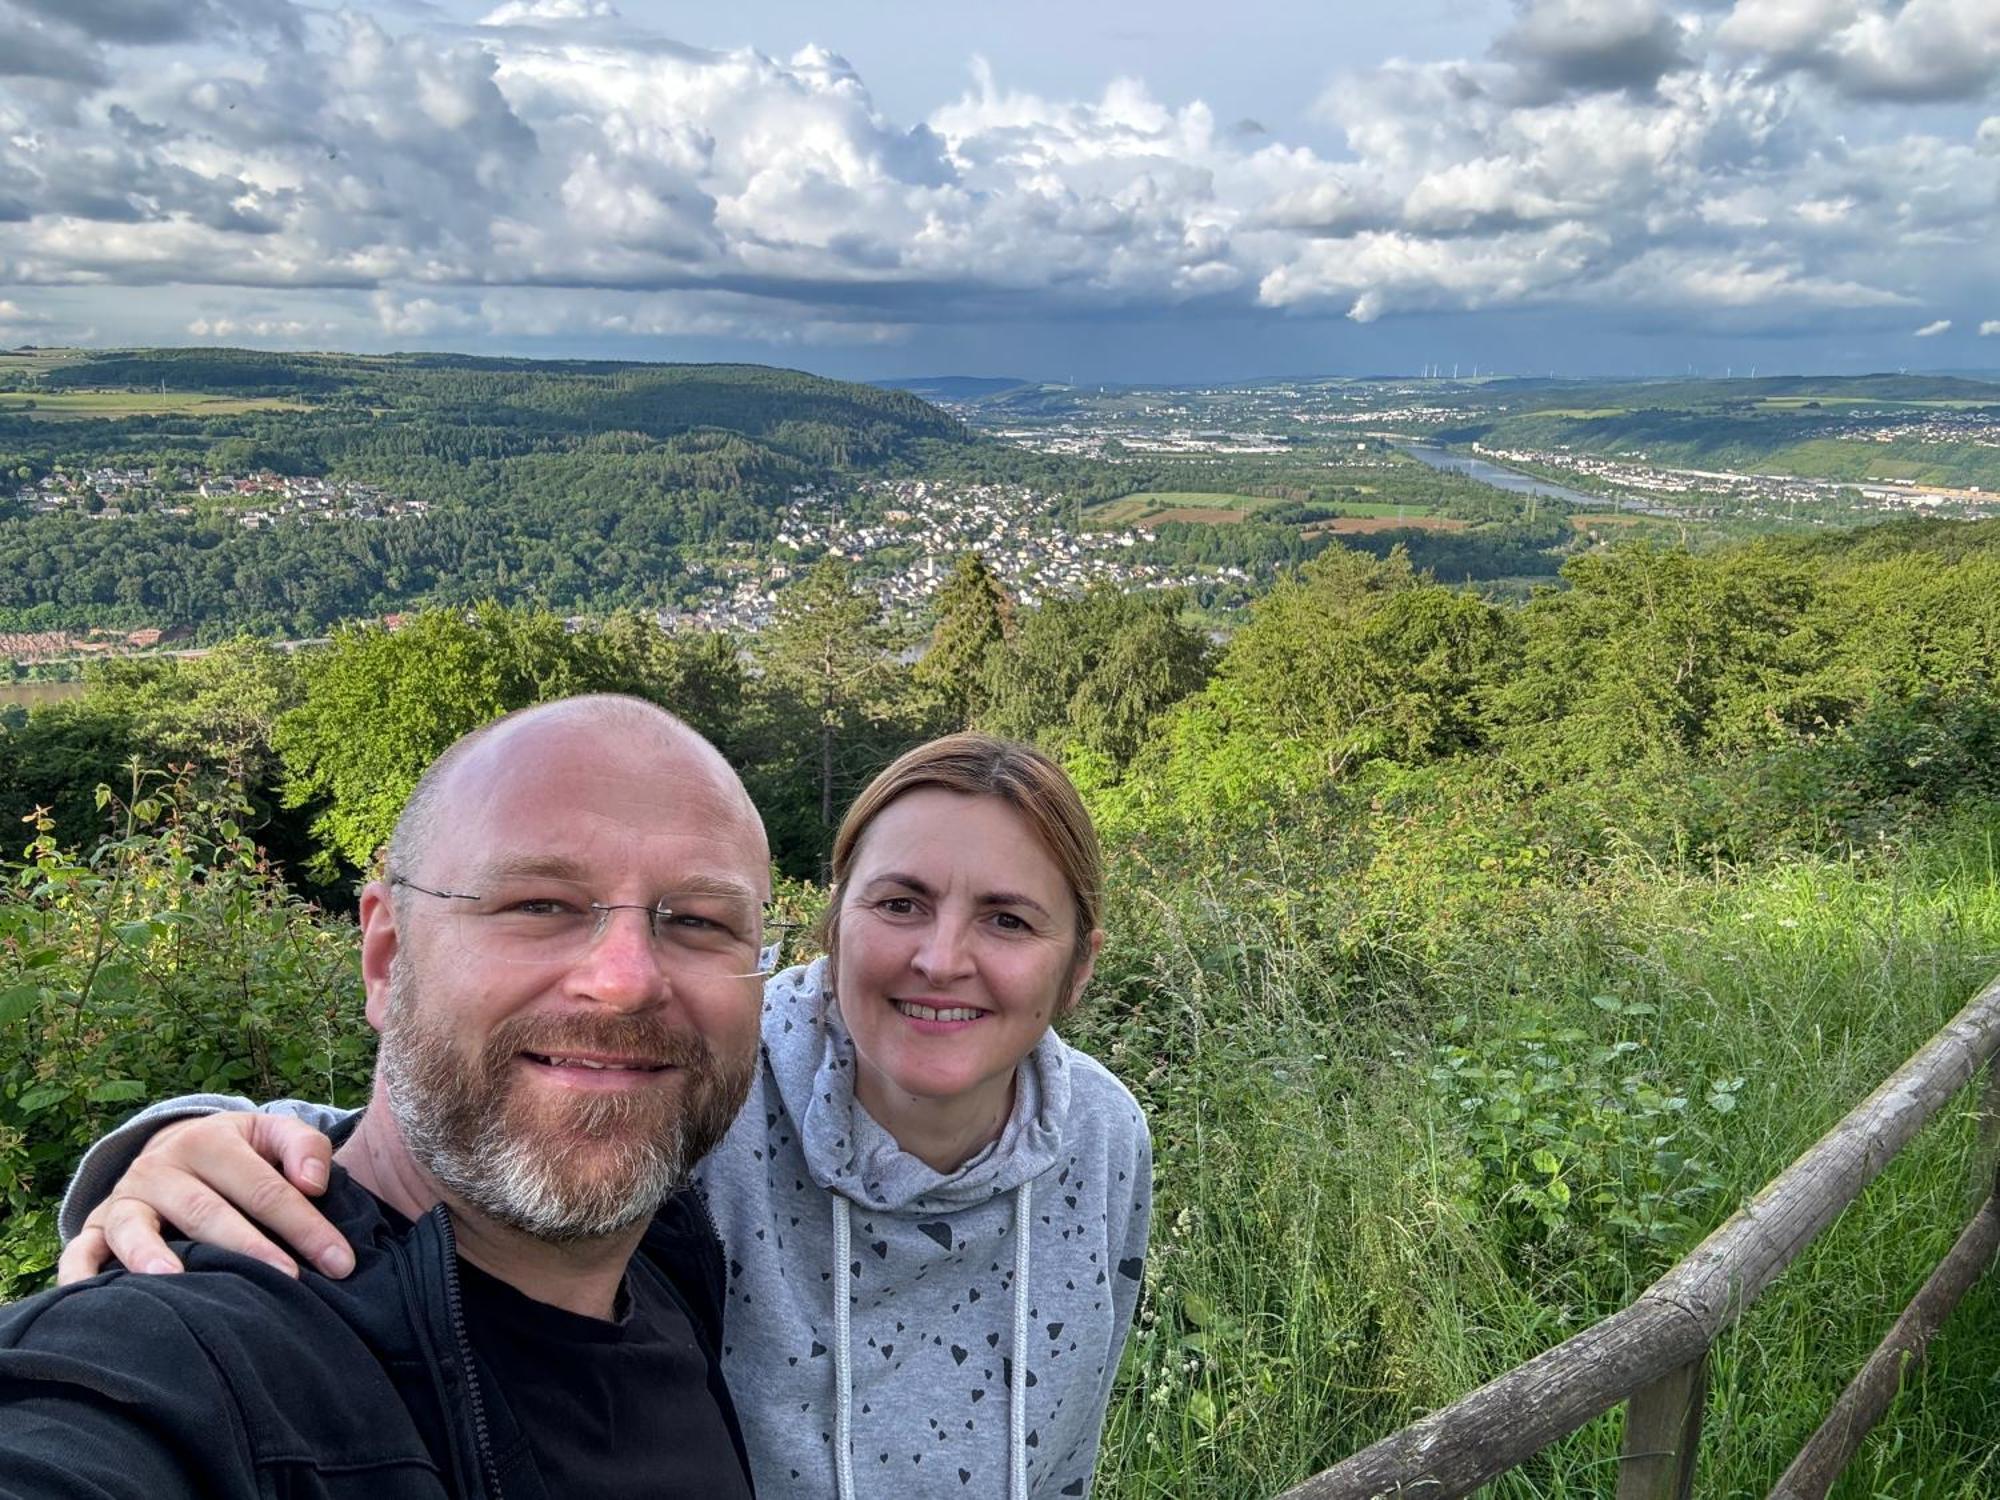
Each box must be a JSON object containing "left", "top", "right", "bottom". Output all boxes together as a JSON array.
[
  {"left": 756, "top": 559, "right": 904, "bottom": 833},
  {"left": 913, "top": 551, "right": 1012, "bottom": 727}
]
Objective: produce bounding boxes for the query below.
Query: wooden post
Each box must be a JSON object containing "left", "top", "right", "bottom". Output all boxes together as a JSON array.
[
  {"left": 1616, "top": 1354, "right": 1707, "bottom": 1500},
  {"left": 1976, "top": 1055, "right": 2000, "bottom": 1202},
  {"left": 1769, "top": 1195, "right": 2000, "bottom": 1500},
  {"left": 1276, "top": 973, "right": 2000, "bottom": 1500}
]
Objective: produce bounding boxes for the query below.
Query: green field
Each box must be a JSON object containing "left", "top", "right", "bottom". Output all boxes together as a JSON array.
[
  {"left": 1318, "top": 499, "right": 1440, "bottom": 517},
  {"left": 0, "top": 390, "right": 307, "bottom": 419},
  {"left": 0, "top": 349, "right": 87, "bottom": 379}
]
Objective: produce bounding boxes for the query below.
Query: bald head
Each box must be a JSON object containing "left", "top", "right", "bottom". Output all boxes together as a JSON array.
[{"left": 387, "top": 695, "right": 766, "bottom": 892}]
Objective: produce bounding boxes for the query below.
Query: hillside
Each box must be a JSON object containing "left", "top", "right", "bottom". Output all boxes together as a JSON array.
[{"left": 0, "top": 350, "right": 970, "bottom": 636}]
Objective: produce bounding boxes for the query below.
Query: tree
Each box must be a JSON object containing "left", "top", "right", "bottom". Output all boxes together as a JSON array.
[
  {"left": 271, "top": 604, "right": 648, "bottom": 877},
  {"left": 84, "top": 640, "right": 303, "bottom": 786},
  {"left": 1114, "top": 547, "right": 1518, "bottom": 831},
  {"left": 913, "top": 552, "right": 1011, "bottom": 727},
  {"left": 754, "top": 559, "right": 910, "bottom": 841},
  {"left": 978, "top": 585, "right": 1210, "bottom": 769},
  {"left": 0, "top": 702, "right": 139, "bottom": 849}
]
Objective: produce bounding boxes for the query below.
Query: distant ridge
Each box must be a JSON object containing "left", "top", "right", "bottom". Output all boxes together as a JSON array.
[{"left": 872, "top": 376, "right": 1031, "bottom": 401}]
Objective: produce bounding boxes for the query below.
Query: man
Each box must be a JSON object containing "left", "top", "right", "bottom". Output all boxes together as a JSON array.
[{"left": 0, "top": 695, "right": 768, "bottom": 1498}]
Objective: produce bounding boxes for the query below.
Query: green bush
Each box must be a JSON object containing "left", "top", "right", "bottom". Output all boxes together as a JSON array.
[{"left": 0, "top": 770, "right": 369, "bottom": 1297}]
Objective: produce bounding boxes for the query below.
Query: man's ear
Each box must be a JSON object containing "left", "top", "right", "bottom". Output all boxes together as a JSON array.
[{"left": 359, "top": 881, "right": 400, "bottom": 1033}]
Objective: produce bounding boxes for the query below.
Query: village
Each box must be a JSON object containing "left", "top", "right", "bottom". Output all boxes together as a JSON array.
[
  {"left": 1467, "top": 441, "right": 1999, "bottom": 518},
  {"left": 660, "top": 479, "right": 1232, "bottom": 633},
  {"left": 11, "top": 466, "right": 426, "bottom": 528}
]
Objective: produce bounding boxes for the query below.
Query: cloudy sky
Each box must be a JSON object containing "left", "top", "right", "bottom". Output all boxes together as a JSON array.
[{"left": 1, "top": 0, "right": 1996, "bottom": 381}]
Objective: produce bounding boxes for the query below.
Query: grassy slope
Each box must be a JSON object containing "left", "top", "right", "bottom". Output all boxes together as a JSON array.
[{"left": 1075, "top": 814, "right": 2000, "bottom": 1498}]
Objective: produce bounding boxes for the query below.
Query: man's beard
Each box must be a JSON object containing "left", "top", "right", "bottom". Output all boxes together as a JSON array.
[{"left": 378, "top": 959, "right": 752, "bottom": 1244}]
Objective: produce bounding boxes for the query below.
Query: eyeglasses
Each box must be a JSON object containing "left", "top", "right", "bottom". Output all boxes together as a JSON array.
[{"left": 391, "top": 875, "right": 789, "bottom": 978}]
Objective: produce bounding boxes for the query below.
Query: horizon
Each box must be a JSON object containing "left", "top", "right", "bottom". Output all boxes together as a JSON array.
[{"left": 11, "top": 342, "right": 2000, "bottom": 390}]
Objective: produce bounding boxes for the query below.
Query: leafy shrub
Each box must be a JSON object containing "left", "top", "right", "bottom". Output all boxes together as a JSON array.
[
  {"left": 0, "top": 770, "right": 369, "bottom": 1297},
  {"left": 1426, "top": 996, "right": 1733, "bottom": 1283}
]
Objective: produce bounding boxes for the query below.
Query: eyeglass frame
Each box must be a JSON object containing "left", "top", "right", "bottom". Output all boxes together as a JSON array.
[{"left": 387, "top": 873, "right": 792, "bottom": 977}]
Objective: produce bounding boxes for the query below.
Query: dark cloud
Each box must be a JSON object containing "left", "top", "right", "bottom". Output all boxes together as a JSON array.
[
  {"left": 1492, "top": 0, "right": 1691, "bottom": 100},
  {"left": 12, "top": 0, "right": 299, "bottom": 45},
  {"left": 0, "top": 6, "right": 109, "bottom": 84}
]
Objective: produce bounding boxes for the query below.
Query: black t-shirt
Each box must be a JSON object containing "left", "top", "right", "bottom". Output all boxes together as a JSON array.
[{"left": 457, "top": 1254, "right": 755, "bottom": 1500}]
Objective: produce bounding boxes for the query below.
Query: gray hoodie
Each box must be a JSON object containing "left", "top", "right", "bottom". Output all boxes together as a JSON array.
[{"left": 60, "top": 958, "right": 1152, "bottom": 1500}]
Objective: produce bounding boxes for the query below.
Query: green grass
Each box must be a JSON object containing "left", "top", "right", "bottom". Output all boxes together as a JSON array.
[
  {"left": 1075, "top": 811, "right": 2000, "bottom": 1499},
  {"left": 0, "top": 390, "right": 305, "bottom": 419},
  {"left": 1313, "top": 500, "right": 1441, "bottom": 518},
  {"left": 0, "top": 348, "right": 87, "bottom": 379}
]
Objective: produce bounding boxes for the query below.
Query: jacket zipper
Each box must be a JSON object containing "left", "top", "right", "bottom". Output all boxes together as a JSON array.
[{"left": 434, "top": 1209, "right": 506, "bottom": 1500}]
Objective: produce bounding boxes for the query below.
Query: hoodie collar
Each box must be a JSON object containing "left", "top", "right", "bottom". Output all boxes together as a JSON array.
[{"left": 762, "top": 958, "right": 1069, "bottom": 1214}]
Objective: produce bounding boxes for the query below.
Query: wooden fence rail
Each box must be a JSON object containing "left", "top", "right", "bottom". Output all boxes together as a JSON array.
[{"left": 1277, "top": 972, "right": 2000, "bottom": 1500}]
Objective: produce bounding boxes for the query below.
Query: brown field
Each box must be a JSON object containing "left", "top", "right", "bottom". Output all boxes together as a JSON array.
[
  {"left": 1304, "top": 514, "right": 1470, "bottom": 535},
  {"left": 1145, "top": 506, "right": 1249, "bottom": 525}
]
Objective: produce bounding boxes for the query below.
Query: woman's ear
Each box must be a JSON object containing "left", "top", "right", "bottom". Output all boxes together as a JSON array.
[{"left": 1062, "top": 928, "right": 1105, "bottom": 1016}]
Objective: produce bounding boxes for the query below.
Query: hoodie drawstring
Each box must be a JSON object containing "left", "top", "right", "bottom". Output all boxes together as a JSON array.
[
  {"left": 1008, "top": 1178, "right": 1032, "bottom": 1500},
  {"left": 831, "top": 1182, "right": 1035, "bottom": 1500},
  {"left": 833, "top": 1195, "right": 857, "bottom": 1500}
]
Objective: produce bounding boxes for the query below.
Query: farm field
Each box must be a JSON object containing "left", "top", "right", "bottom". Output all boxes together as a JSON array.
[
  {"left": 1087, "top": 491, "right": 1272, "bottom": 524},
  {"left": 1304, "top": 513, "right": 1468, "bottom": 534},
  {"left": 0, "top": 349, "right": 88, "bottom": 378},
  {"left": 0, "top": 390, "right": 306, "bottom": 419}
]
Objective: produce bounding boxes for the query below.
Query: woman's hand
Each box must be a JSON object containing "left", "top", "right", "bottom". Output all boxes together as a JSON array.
[{"left": 56, "top": 1113, "right": 354, "bottom": 1284}]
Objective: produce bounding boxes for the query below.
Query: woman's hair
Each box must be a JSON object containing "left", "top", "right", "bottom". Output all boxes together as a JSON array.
[{"left": 819, "top": 734, "right": 1104, "bottom": 1014}]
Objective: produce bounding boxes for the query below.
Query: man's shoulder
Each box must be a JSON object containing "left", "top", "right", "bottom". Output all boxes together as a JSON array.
[
  {"left": 1, "top": 1252, "right": 351, "bottom": 1355},
  {"left": 0, "top": 1248, "right": 440, "bottom": 1480}
]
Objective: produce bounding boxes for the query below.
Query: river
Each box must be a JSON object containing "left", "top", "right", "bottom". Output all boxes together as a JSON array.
[
  {"left": 1390, "top": 440, "right": 1606, "bottom": 509},
  {"left": 0, "top": 680, "right": 86, "bottom": 709}
]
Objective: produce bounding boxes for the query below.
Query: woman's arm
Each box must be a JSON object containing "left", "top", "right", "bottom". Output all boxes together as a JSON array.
[{"left": 56, "top": 1099, "right": 356, "bottom": 1284}]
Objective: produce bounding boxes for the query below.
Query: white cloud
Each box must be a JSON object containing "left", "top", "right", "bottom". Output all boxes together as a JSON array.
[
  {"left": 0, "top": 297, "right": 49, "bottom": 327},
  {"left": 1913, "top": 318, "right": 1952, "bottom": 335},
  {"left": 0, "top": 3, "right": 1990, "bottom": 352},
  {"left": 1717, "top": 0, "right": 2000, "bottom": 101},
  {"left": 186, "top": 314, "right": 319, "bottom": 338},
  {"left": 480, "top": 0, "right": 618, "bottom": 28},
  {"left": 1980, "top": 319, "right": 2000, "bottom": 335}
]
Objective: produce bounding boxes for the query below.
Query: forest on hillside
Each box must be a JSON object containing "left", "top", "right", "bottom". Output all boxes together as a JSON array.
[
  {"left": 6, "top": 516, "right": 2000, "bottom": 1496},
  {"left": 0, "top": 351, "right": 974, "bottom": 634}
]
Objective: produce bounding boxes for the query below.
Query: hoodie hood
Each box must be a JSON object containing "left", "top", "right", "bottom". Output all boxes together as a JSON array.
[{"left": 764, "top": 957, "right": 1072, "bottom": 1215}]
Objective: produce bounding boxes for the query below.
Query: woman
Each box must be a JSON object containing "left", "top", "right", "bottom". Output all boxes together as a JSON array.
[{"left": 58, "top": 734, "right": 1152, "bottom": 1500}]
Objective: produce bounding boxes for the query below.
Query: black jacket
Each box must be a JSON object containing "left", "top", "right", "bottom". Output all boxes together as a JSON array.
[{"left": 0, "top": 1172, "right": 751, "bottom": 1499}]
